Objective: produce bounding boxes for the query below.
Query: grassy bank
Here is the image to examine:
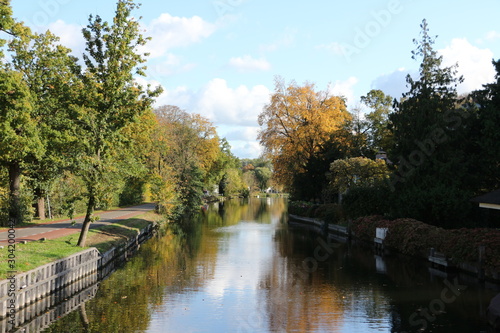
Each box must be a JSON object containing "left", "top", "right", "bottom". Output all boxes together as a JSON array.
[{"left": 0, "top": 211, "right": 162, "bottom": 279}]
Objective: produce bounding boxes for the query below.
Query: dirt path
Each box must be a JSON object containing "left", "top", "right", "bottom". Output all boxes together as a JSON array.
[{"left": 0, "top": 203, "right": 156, "bottom": 244}]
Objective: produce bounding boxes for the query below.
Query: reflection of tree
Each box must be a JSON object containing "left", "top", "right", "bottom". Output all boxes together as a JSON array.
[
  {"left": 80, "top": 304, "right": 89, "bottom": 332},
  {"left": 257, "top": 231, "right": 346, "bottom": 332}
]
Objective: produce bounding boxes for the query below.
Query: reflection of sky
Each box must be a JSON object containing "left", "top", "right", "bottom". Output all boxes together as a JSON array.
[
  {"left": 145, "top": 199, "right": 396, "bottom": 333},
  {"left": 147, "top": 222, "right": 276, "bottom": 332}
]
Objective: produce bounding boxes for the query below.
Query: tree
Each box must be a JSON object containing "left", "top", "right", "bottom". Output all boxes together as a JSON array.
[
  {"left": 342, "top": 105, "right": 371, "bottom": 158},
  {"left": 361, "top": 89, "right": 394, "bottom": 154},
  {"left": 74, "top": 0, "right": 162, "bottom": 247},
  {"left": 0, "top": 70, "right": 38, "bottom": 226},
  {"left": 206, "top": 138, "right": 239, "bottom": 193},
  {"left": 9, "top": 31, "right": 81, "bottom": 220},
  {"left": 470, "top": 59, "right": 500, "bottom": 193},
  {"left": 388, "top": 19, "right": 471, "bottom": 227},
  {"left": 258, "top": 76, "right": 351, "bottom": 196},
  {"left": 254, "top": 167, "right": 272, "bottom": 191},
  {"left": 329, "top": 157, "right": 389, "bottom": 194},
  {"left": 0, "top": 1, "right": 38, "bottom": 226},
  {"left": 154, "top": 105, "right": 220, "bottom": 217}
]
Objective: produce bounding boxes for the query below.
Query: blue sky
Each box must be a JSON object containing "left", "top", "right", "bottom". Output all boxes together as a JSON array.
[{"left": 12, "top": 0, "right": 500, "bottom": 158}]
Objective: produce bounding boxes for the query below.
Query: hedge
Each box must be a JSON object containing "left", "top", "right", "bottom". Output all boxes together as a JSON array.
[{"left": 350, "top": 215, "right": 500, "bottom": 272}]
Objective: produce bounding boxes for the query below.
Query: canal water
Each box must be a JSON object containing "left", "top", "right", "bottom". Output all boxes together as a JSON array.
[{"left": 44, "top": 197, "right": 499, "bottom": 333}]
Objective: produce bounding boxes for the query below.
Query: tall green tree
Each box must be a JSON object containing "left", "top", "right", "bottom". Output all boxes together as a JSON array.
[
  {"left": 74, "top": 0, "right": 162, "bottom": 247},
  {"left": 0, "top": 69, "right": 38, "bottom": 226},
  {"left": 0, "top": 2, "right": 38, "bottom": 226},
  {"left": 361, "top": 89, "right": 394, "bottom": 154},
  {"left": 9, "top": 31, "right": 81, "bottom": 219},
  {"left": 254, "top": 167, "right": 272, "bottom": 191},
  {"left": 389, "top": 19, "right": 471, "bottom": 227},
  {"left": 471, "top": 59, "right": 500, "bottom": 193}
]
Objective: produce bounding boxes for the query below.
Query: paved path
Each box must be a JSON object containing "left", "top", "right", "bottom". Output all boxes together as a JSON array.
[{"left": 0, "top": 203, "right": 156, "bottom": 244}]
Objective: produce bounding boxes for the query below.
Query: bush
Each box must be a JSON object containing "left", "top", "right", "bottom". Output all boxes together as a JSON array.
[
  {"left": 288, "top": 201, "right": 318, "bottom": 217},
  {"left": 342, "top": 183, "right": 390, "bottom": 219},
  {"left": 350, "top": 215, "right": 500, "bottom": 272}
]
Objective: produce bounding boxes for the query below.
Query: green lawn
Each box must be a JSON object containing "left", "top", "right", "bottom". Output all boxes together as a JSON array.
[{"left": 0, "top": 211, "right": 161, "bottom": 279}]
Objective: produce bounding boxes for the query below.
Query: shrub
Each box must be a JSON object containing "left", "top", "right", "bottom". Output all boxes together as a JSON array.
[
  {"left": 342, "top": 183, "right": 390, "bottom": 219},
  {"left": 351, "top": 215, "right": 500, "bottom": 272},
  {"left": 288, "top": 201, "right": 318, "bottom": 217}
]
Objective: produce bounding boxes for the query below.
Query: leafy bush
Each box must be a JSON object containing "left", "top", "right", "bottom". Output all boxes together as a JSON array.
[
  {"left": 288, "top": 201, "right": 319, "bottom": 217},
  {"left": 350, "top": 215, "right": 500, "bottom": 271},
  {"left": 342, "top": 182, "right": 390, "bottom": 219}
]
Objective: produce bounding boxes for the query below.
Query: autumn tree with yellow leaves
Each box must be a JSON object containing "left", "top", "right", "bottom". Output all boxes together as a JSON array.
[{"left": 258, "top": 77, "right": 351, "bottom": 199}]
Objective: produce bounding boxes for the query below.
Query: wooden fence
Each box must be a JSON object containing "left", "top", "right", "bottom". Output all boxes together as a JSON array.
[
  {"left": 0, "top": 248, "right": 100, "bottom": 322},
  {"left": 0, "top": 222, "right": 157, "bottom": 332}
]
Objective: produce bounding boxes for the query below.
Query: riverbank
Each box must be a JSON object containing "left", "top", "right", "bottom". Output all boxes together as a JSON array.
[
  {"left": 0, "top": 210, "right": 163, "bottom": 279},
  {"left": 288, "top": 213, "right": 500, "bottom": 283}
]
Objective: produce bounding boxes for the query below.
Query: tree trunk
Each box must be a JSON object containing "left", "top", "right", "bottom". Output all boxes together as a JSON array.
[
  {"left": 77, "top": 194, "right": 95, "bottom": 247},
  {"left": 34, "top": 188, "right": 46, "bottom": 220},
  {"left": 7, "top": 162, "right": 22, "bottom": 227}
]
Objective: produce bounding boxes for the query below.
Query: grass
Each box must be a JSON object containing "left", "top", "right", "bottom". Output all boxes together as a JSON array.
[{"left": 0, "top": 211, "right": 162, "bottom": 279}]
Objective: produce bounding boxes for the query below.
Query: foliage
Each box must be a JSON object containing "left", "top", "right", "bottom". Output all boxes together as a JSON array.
[
  {"left": 222, "top": 168, "right": 247, "bottom": 197},
  {"left": 469, "top": 59, "right": 500, "bottom": 192},
  {"left": 350, "top": 216, "right": 500, "bottom": 271},
  {"left": 288, "top": 201, "right": 319, "bottom": 217},
  {"left": 258, "top": 76, "right": 350, "bottom": 194},
  {"left": 119, "top": 177, "right": 146, "bottom": 206},
  {"left": 388, "top": 19, "right": 472, "bottom": 227},
  {"left": 329, "top": 157, "right": 389, "bottom": 193},
  {"left": 341, "top": 183, "right": 391, "bottom": 219},
  {"left": 361, "top": 89, "right": 394, "bottom": 154},
  {"left": 254, "top": 167, "right": 272, "bottom": 191},
  {"left": 152, "top": 105, "right": 221, "bottom": 217},
  {"left": 73, "top": 0, "right": 162, "bottom": 246},
  {"left": 289, "top": 201, "right": 345, "bottom": 224}
]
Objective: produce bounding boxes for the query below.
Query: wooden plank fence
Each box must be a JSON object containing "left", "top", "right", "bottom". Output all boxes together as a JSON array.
[
  {"left": 0, "top": 221, "right": 157, "bottom": 332},
  {"left": 0, "top": 248, "right": 100, "bottom": 322}
]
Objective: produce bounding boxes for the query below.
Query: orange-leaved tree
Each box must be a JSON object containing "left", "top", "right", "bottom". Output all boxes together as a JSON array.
[{"left": 258, "top": 77, "right": 351, "bottom": 193}]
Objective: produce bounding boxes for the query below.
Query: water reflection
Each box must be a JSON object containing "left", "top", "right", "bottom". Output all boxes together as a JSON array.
[{"left": 43, "top": 198, "right": 498, "bottom": 333}]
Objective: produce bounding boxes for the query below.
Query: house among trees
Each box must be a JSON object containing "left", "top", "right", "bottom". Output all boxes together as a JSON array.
[
  {"left": 471, "top": 190, "right": 500, "bottom": 227},
  {"left": 472, "top": 190, "right": 500, "bottom": 211}
]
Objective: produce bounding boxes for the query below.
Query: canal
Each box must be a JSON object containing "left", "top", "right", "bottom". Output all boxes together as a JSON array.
[{"left": 44, "top": 197, "right": 498, "bottom": 332}]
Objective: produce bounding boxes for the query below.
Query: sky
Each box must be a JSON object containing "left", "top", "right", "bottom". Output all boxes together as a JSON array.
[{"left": 11, "top": 0, "right": 500, "bottom": 158}]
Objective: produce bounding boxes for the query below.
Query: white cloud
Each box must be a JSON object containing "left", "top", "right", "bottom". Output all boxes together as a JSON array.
[
  {"left": 328, "top": 76, "right": 358, "bottom": 105},
  {"left": 153, "top": 79, "right": 270, "bottom": 158},
  {"left": 229, "top": 140, "right": 263, "bottom": 159},
  {"left": 141, "top": 13, "right": 216, "bottom": 58},
  {"left": 371, "top": 68, "right": 412, "bottom": 100},
  {"left": 477, "top": 30, "right": 500, "bottom": 44},
  {"left": 194, "top": 79, "right": 270, "bottom": 125},
  {"left": 485, "top": 30, "right": 500, "bottom": 41},
  {"left": 228, "top": 55, "right": 271, "bottom": 72},
  {"left": 148, "top": 53, "right": 196, "bottom": 79},
  {"left": 371, "top": 39, "right": 495, "bottom": 100},
  {"left": 439, "top": 38, "right": 496, "bottom": 94},
  {"left": 224, "top": 126, "right": 260, "bottom": 141},
  {"left": 156, "top": 78, "right": 270, "bottom": 127},
  {"left": 46, "top": 20, "right": 85, "bottom": 56}
]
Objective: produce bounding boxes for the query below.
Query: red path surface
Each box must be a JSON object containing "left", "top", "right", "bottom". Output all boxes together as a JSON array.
[{"left": 0, "top": 203, "right": 156, "bottom": 244}]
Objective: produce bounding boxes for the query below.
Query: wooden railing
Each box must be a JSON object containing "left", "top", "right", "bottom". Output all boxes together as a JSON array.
[
  {"left": 0, "top": 248, "right": 100, "bottom": 322},
  {"left": 0, "top": 222, "right": 157, "bottom": 332}
]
